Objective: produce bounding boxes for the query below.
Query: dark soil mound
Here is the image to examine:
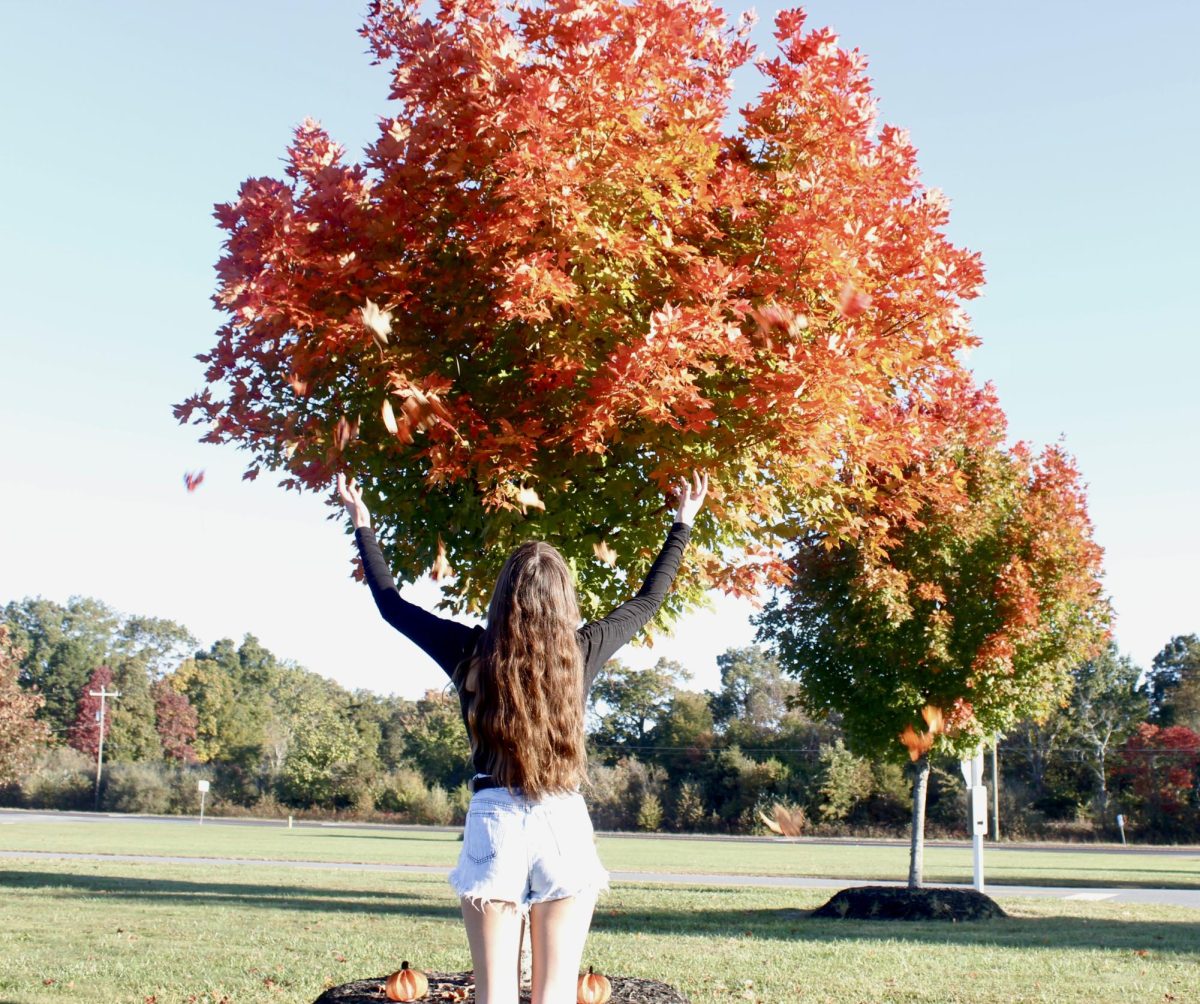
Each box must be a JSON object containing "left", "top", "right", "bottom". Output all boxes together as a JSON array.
[
  {"left": 811, "top": 885, "right": 1007, "bottom": 922},
  {"left": 313, "top": 971, "right": 690, "bottom": 1003}
]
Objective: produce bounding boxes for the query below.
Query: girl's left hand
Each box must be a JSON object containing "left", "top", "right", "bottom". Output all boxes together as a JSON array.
[{"left": 674, "top": 471, "right": 709, "bottom": 527}]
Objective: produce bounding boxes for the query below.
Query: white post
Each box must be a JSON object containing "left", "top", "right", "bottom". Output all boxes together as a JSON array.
[
  {"left": 1116, "top": 813, "right": 1127, "bottom": 846},
  {"left": 198, "top": 780, "right": 210, "bottom": 825},
  {"left": 960, "top": 749, "right": 987, "bottom": 893}
]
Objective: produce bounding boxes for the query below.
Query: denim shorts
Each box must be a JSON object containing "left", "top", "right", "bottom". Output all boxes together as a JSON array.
[{"left": 448, "top": 787, "right": 609, "bottom": 914}]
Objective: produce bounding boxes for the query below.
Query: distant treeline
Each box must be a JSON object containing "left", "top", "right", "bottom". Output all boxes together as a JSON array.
[{"left": 1, "top": 596, "right": 1197, "bottom": 841}]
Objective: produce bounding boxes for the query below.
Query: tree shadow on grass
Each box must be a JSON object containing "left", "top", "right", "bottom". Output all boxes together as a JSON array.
[
  {"left": 586, "top": 898, "right": 1200, "bottom": 956},
  {"left": 0, "top": 870, "right": 463, "bottom": 919},
  {"left": 5, "top": 870, "right": 1198, "bottom": 960}
]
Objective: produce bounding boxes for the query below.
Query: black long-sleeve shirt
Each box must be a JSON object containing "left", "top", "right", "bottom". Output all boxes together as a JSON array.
[{"left": 353, "top": 522, "right": 691, "bottom": 772}]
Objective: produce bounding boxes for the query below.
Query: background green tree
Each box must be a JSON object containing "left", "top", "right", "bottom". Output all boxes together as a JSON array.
[
  {"left": 589, "top": 659, "right": 687, "bottom": 762},
  {"left": 757, "top": 438, "right": 1110, "bottom": 885},
  {"left": 3, "top": 597, "right": 119, "bottom": 738},
  {"left": 0, "top": 625, "right": 51, "bottom": 788},
  {"left": 1146, "top": 634, "right": 1200, "bottom": 731},
  {"left": 1068, "top": 644, "right": 1148, "bottom": 823}
]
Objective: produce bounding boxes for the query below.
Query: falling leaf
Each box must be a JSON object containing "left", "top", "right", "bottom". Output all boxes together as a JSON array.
[
  {"left": 516, "top": 486, "right": 545, "bottom": 512},
  {"left": 431, "top": 535, "right": 453, "bottom": 580},
  {"left": 759, "top": 811, "right": 783, "bottom": 835},
  {"left": 183, "top": 470, "right": 205, "bottom": 492},
  {"left": 360, "top": 299, "right": 392, "bottom": 349},
  {"left": 334, "top": 415, "right": 359, "bottom": 451},
  {"left": 921, "top": 704, "right": 945, "bottom": 734},
  {"left": 593, "top": 540, "right": 618, "bottom": 565},
  {"left": 381, "top": 397, "right": 398, "bottom": 435},
  {"left": 838, "top": 280, "right": 872, "bottom": 318},
  {"left": 898, "top": 723, "right": 934, "bottom": 761}
]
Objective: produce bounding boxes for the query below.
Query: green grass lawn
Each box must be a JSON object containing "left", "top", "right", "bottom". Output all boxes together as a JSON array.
[
  {"left": 1, "top": 856, "right": 1197, "bottom": 1004},
  {"left": 2, "top": 819, "right": 1198, "bottom": 890}
]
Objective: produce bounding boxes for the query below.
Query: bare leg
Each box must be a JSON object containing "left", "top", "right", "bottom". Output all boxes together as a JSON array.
[
  {"left": 460, "top": 898, "right": 524, "bottom": 1004},
  {"left": 528, "top": 892, "right": 597, "bottom": 1004}
]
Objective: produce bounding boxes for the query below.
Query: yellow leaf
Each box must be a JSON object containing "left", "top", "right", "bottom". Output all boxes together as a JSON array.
[
  {"left": 516, "top": 486, "right": 545, "bottom": 512},
  {"left": 592, "top": 540, "right": 617, "bottom": 565},
  {"left": 381, "top": 397, "right": 398, "bottom": 435}
]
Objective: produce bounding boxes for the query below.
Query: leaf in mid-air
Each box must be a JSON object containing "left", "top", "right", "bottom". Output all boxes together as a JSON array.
[
  {"left": 381, "top": 397, "right": 398, "bottom": 435},
  {"left": 592, "top": 541, "right": 618, "bottom": 565},
  {"left": 360, "top": 299, "right": 392, "bottom": 349},
  {"left": 183, "top": 470, "right": 205, "bottom": 492},
  {"left": 431, "top": 535, "right": 453, "bottom": 580},
  {"left": 515, "top": 487, "right": 545, "bottom": 512}
]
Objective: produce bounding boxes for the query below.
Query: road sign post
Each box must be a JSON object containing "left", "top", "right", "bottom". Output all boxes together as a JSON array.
[
  {"left": 960, "top": 749, "right": 987, "bottom": 892},
  {"left": 198, "top": 779, "right": 210, "bottom": 825}
]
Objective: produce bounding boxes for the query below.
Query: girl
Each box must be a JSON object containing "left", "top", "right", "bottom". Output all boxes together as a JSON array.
[{"left": 335, "top": 471, "right": 708, "bottom": 1004}]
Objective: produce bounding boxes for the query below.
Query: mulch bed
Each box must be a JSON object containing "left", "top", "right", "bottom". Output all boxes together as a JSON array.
[
  {"left": 810, "top": 885, "right": 1007, "bottom": 921},
  {"left": 313, "top": 972, "right": 690, "bottom": 1003}
]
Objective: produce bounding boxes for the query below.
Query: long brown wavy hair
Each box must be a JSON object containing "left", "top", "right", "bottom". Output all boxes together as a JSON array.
[{"left": 456, "top": 540, "right": 587, "bottom": 799}]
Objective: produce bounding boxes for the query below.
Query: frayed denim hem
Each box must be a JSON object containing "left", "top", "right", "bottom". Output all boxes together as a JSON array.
[
  {"left": 449, "top": 872, "right": 528, "bottom": 917},
  {"left": 525, "top": 874, "right": 610, "bottom": 908}
]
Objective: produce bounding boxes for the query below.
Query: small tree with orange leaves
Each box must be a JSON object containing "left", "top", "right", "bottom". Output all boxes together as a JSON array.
[{"left": 757, "top": 424, "right": 1109, "bottom": 887}]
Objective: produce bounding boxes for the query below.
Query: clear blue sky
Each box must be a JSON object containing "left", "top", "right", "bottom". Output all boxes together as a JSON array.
[{"left": 1, "top": 1, "right": 1196, "bottom": 698}]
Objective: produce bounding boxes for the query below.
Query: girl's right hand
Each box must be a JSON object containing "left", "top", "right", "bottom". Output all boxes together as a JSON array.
[
  {"left": 336, "top": 473, "right": 372, "bottom": 530},
  {"left": 673, "top": 470, "right": 709, "bottom": 527}
]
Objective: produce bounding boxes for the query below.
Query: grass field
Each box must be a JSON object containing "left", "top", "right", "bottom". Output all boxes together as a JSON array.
[
  {"left": 2, "top": 819, "right": 1198, "bottom": 890},
  {"left": 2, "top": 855, "right": 1198, "bottom": 1004}
]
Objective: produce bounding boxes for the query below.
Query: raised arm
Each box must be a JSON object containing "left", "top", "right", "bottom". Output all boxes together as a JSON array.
[
  {"left": 339, "top": 474, "right": 479, "bottom": 677},
  {"left": 579, "top": 472, "right": 707, "bottom": 682}
]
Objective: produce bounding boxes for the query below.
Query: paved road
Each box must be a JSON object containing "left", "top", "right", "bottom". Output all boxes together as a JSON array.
[
  {"left": 4, "top": 808, "right": 1197, "bottom": 857},
  {"left": 2, "top": 849, "right": 1197, "bottom": 909}
]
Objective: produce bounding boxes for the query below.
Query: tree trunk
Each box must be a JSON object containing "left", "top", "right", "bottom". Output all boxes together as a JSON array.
[
  {"left": 1094, "top": 751, "right": 1109, "bottom": 824},
  {"left": 908, "top": 755, "right": 931, "bottom": 889}
]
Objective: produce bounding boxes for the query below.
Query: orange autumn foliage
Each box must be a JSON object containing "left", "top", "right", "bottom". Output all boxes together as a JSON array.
[{"left": 175, "top": 0, "right": 988, "bottom": 622}]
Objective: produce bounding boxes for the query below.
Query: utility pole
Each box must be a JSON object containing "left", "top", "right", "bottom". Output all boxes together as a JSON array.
[{"left": 90, "top": 686, "right": 120, "bottom": 810}]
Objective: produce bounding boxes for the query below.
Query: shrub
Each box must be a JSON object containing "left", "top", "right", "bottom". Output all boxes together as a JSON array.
[
  {"left": 817, "top": 740, "right": 874, "bottom": 821},
  {"left": 636, "top": 792, "right": 664, "bottom": 831},
  {"left": 584, "top": 758, "right": 666, "bottom": 831},
  {"left": 671, "top": 781, "right": 707, "bottom": 831},
  {"left": 102, "top": 762, "right": 173, "bottom": 815},
  {"left": 450, "top": 783, "right": 471, "bottom": 823},
  {"left": 18, "top": 747, "right": 94, "bottom": 810},
  {"left": 417, "top": 784, "right": 455, "bottom": 826},
  {"left": 376, "top": 767, "right": 431, "bottom": 816}
]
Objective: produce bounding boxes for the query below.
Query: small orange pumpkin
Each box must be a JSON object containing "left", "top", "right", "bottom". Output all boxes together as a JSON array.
[
  {"left": 385, "top": 961, "right": 428, "bottom": 1002},
  {"left": 577, "top": 965, "right": 612, "bottom": 1004}
]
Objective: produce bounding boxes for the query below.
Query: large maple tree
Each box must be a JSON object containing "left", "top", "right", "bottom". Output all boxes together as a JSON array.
[{"left": 175, "top": 0, "right": 985, "bottom": 623}]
